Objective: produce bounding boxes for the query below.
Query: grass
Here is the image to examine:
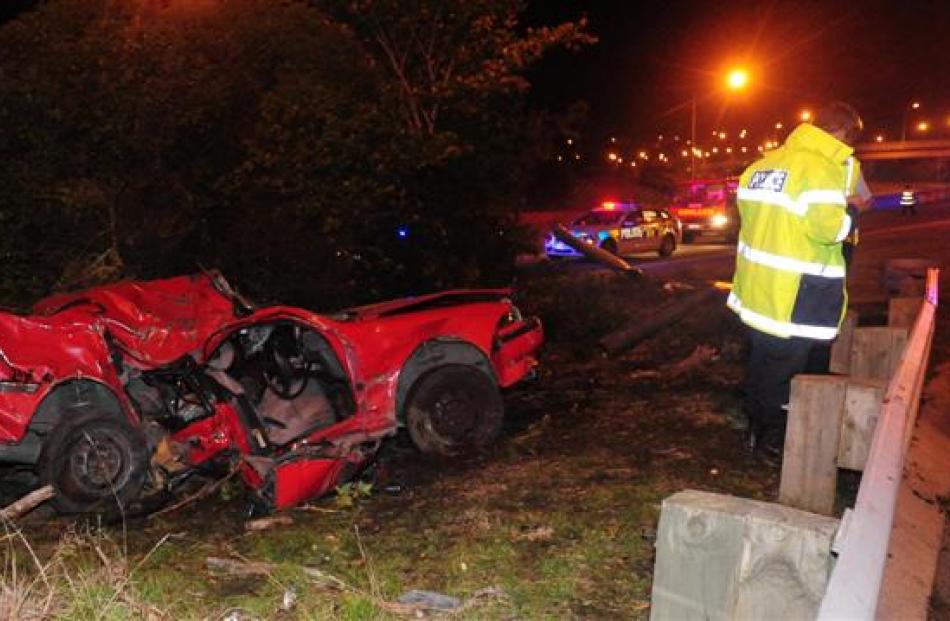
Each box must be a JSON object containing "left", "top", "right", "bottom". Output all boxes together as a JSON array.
[{"left": 2, "top": 269, "right": 780, "bottom": 619}]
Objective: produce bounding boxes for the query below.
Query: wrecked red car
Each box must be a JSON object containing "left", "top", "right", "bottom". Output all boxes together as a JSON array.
[{"left": 0, "top": 272, "right": 542, "bottom": 513}]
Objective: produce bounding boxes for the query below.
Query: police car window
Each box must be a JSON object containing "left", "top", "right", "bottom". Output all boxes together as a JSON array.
[{"left": 573, "top": 210, "right": 624, "bottom": 226}]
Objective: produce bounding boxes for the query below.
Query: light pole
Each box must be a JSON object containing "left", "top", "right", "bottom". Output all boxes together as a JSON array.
[
  {"left": 901, "top": 101, "right": 921, "bottom": 143},
  {"left": 690, "top": 96, "right": 697, "bottom": 181}
]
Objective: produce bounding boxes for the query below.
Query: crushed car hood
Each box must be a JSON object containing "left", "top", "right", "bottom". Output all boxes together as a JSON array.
[{"left": 28, "top": 273, "right": 239, "bottom": 367}]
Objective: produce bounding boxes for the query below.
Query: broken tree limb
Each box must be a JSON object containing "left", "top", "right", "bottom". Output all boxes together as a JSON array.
[
  {"left": 550, "top": 223, "right": 643, "bottom": 275},
  {"left": 0, "top": 485, "right": 54, "bottom": 521},
  {"left": 598, "top": 287, "right": 721, "bottom": 355}
]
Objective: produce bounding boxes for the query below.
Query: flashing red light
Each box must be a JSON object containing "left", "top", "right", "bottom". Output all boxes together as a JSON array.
[{"left": 601, "top": 201, "right": 617, "bottom": 210}]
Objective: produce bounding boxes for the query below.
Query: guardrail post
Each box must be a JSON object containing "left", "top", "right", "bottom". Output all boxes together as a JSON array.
[
  {"left": 888, "top": 296, "right": 923, "bottom": 329},
  {"left": 836, "top": 379, "right": 887, "bottom": 471},
  {"left": 779, "top": 376, "right": 847, "bottom": 515},
  {"left": 829, "top": 310, "right": 857, "bottom": 374},
  {"left": 850, "top": 326, "right": 908, "bottom": 381}
]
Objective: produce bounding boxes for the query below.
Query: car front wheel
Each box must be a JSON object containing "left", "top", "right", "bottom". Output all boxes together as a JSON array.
[
  {"left": 658, "top": 234, "right": 676, "bottom": 257},
  {"left": 39, "top": 410, "right": 149, "bottom": 514},
  {"left": 405, "top": 365, "right": 503, "bottom": 456}
]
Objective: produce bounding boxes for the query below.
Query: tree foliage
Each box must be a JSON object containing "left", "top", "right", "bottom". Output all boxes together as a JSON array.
[{"left": 0, "top": 0, "right": 591, "bottom": 309}]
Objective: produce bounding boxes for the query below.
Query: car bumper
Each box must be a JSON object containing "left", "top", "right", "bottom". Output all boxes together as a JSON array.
[{"left": 493, "top": 316, "right": 544, "bottom": 387}]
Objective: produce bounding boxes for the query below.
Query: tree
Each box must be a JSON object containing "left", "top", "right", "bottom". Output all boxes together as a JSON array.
[{"left": 0, "top": 0, "right": 593, "bottom": 308}]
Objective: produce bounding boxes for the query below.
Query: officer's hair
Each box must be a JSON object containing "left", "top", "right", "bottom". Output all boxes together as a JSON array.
[{"left": 814, "top": 101, "right": 864, "bottom": 144}]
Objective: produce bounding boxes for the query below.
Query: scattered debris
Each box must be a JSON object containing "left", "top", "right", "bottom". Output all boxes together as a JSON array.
[
  {"left": 512, "top": 525, "right": 555, "bottom": 542},
  {"left": 150, "top": 465, "right": 241, "bottom": 519},
  {"left": 599, "top": 288, "right": 720, "bottom": 355},
  {"left": 206, "top": 556, "right": 277, "bottom": 577},
  {"left": 663, "top": 280, "right": 695, "bottom": 292},
  {"left": 396, "top": 590, "right": 462, "bottom": 611},
  {"left": 245, "top": 515, "right": 294, "bottom": 532},
  {"left": 665, "top": 344, "right": 719, "bottom": 377},
  {"left": 280, "top": 587, "right": 298, "bottom": 612},
  {"left": 0, "top": 484, "right": 54, "bottom": 521}
]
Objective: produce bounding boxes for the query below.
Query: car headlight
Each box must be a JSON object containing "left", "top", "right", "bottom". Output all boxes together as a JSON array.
[{"left": 710, "top": 214, "right": 729, "bottom": 227}]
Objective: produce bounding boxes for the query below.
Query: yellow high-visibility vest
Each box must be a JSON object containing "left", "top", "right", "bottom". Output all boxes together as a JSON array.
[{"left": 727, "top": 123, "right": 855, "bottom": 340}]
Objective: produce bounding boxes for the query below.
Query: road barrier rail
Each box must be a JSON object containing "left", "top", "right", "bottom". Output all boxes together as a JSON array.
[
  {"left": 650, "top": 268, "right": 941, "bottom": 620},
  {"left": 817, "top": 268, "right": 939, "bottom": 619}
]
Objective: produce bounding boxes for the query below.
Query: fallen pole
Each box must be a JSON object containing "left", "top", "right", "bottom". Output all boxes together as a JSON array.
[
  {"left": 551, "top": 223, "right": 643, "bottom": 275},
  {"left": 598, "top": 287, "right": 720, "bottom": 355},
  {"left": 0, "top": 484, "right": 54, "bottom": 521}
]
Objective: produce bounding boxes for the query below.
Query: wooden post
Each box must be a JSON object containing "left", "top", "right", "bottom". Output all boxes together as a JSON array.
[
  {"left": 829, "top": 310, "right": 857, "bottom": 374},
  {"left": 779, "top": 375, "right": 847, "bottom": 515},
  {"left": 650, "top": 490, "right": 839, "bottom": 621},
  {"left": 849, "top": 327, "right": 908, "bottom": 382},
  {"left": 836, "top": 379, "right": 887, "bottom": 471},
  {"left": 888, "top": 297, "right": 922, "bottom": 329}
]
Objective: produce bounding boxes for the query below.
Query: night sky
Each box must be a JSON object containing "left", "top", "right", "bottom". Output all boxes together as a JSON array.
[
  {"left": 3, "top": 1, "right": 947, "bottom": 145},
  {"left": 526, "top": 0, "right": 950, "bottom": 145}
]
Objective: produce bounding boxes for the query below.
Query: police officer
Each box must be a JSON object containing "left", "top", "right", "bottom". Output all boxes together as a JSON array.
[
  {"left": 900, "top": 184, "right": 917, "bottom": 215},
  {"left": 728, "top": 101, "right": 864, "bottom": 456}
]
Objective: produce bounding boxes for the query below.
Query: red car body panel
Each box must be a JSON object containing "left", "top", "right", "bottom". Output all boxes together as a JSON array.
[{"left": 0, "top": 273, "right": 543, "bottom": 511}]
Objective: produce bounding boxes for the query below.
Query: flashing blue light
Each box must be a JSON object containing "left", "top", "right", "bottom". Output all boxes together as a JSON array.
[
  {"left": 396, "top": 225, "right": 409, "bottom": 239},
  {"left": 597, "top": 231, "right": 610, "bottom": 240}
]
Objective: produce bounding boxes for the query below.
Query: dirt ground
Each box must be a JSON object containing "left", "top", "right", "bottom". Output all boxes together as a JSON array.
[{"left": 8, "top": 240, "right": 949, "bottom": 619}]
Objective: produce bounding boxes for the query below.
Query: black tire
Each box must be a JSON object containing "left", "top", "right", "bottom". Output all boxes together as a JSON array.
[
  {"left": 404, "top": 365, "right": 503, "bottom": 456},
  {"left": 39, "top": 410, "right": 149, "bottom": 514},
  {"left": 600, "top": 238, "right": 618, "bottom": 255},
  {"left": 658, "top": 234, "right": 676, "bottom": 257}
]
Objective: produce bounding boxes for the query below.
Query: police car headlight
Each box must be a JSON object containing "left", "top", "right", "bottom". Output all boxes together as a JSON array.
[{"left": 710, "top": 214, "right": 729, "bottom": 227}]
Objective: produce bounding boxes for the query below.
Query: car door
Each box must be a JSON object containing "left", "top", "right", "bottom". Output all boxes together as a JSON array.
[
  {"left": 640, "top": 209, "right": 662, "bottom": 251},
  {"left": 618, "top": 208, "right": 646, "bottom": 254}
]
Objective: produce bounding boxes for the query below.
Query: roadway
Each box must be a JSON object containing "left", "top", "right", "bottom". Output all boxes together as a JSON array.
[{"left": 537, "top": 200, "right": 950, "bottom": 291}]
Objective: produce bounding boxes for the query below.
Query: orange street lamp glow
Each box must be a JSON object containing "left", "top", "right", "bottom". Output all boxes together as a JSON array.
[
  {"left": 800, "top": 109, "right": 812, "bottom": 122},
  {"left": 726, "top": 68, "right": 749, "bottom": 90},
  {"left": 775, "top": 122, "right": 783, "bottom": 130},
  {"left": 875, "top": 135, "right": 884, "bottom": 142},
  {"left": 917, "top": 121, "right": 930, "bottom": 132},
  {"left": 911, "top": 101, "right": 921, "bottom": 110}
]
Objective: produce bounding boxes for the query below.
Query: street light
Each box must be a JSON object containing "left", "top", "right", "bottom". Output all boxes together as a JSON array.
[
  {"left": 916, "top": 121, "right": 930, "bottom": 133},
  {"left": 726, "top": 68, "right": 749, "bottom": 91},
  {"left": 689, "top": 67, "right": 749, "bottom": 180},
  {"left": 800, "top": 109, "right": 812, "bottom": 122}
]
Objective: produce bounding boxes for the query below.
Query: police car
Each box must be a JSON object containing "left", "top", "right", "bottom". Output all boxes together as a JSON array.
[{"left": 545, "top": 202, "right": 681, "bottom": 259}]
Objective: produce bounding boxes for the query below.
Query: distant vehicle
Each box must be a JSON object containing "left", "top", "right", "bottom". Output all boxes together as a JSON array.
[
  {"left": 544, "top": 201, "right": 681, "bottom": 259},
  {"left": 669, "top": 178, "right": 739, "bottom": 243}
]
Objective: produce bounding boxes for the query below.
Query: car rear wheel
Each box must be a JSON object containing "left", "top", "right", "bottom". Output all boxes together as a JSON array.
[
  {"left": 600, "top": 238, "right": 618, "bottom": 255},
  {"left": 658, "top": 234, "right": 676, "bottom": 257},
  {"left": 39, "top": 410, "right": 149, "bottom": 514},
  {"left": 405, "top": 365, "right": 503, "bottom": 456}
]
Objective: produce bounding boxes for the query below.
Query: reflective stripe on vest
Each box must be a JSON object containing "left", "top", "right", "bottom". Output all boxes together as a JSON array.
[
  {"left": 737, "top": 187, "right": 847, "bottom": 217},
  {"left": 834, "top": 213, "right": 853, "bottom": 242},
  {"left": 736, "top": 241, "right": 846, "bottom": 278},
  {"left": 727, "top": 291, "right": 839, "bottom": 340}
]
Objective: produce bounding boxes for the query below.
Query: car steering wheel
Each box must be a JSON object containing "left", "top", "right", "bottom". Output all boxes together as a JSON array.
[{"left": 262, "top": 327, "right": 309, "bottom": 400}]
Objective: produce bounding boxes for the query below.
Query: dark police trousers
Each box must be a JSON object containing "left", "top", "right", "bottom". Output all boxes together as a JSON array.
[{"left": 744, "top": 327, "right": 815, "bottom": 444}]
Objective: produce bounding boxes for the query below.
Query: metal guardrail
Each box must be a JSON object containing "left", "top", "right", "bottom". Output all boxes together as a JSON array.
[{"left": 817, "top": 268, "right": 939, "bottom": 619}]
